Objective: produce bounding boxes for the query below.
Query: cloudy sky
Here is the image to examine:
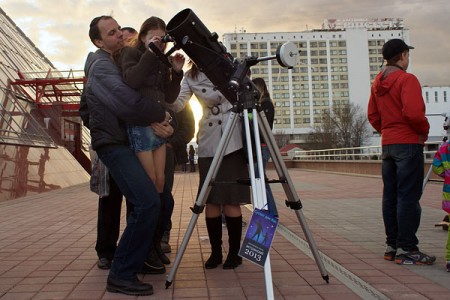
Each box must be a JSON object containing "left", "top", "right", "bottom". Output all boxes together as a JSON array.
[{"left": 1, "top": 0, "right": 449, "bottom": 85}]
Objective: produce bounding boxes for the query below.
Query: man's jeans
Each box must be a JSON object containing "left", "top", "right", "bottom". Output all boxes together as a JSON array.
[
  {"left": 97, "top": 145, "right": 160, "bottom": 281},
  {"left": 382, "top": 144, "right": 424, "bottom": 251}
]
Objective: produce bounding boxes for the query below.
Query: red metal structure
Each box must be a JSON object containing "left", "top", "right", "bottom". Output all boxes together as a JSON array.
[{"left": 9, "top": 69, "right": 85, "bottom": 111}]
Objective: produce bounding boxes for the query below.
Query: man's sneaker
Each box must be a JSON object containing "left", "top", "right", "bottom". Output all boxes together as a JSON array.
[
  {"left": 394, "top": 249, "right": 436, "bottom": 265},
  {"left": 384, "top": 245, "right": 396, "bottom": 261},
  {"left": 446, "top": 261, "right": 450, "bottom": 272}
]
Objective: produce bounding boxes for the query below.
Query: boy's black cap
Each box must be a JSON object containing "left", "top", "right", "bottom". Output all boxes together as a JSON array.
[{"left": 382, "top": 39, "right": 414, "bottom": 60}]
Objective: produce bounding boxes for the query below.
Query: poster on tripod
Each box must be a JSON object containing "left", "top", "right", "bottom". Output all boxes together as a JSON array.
[{"left": 239, "top": 208, "right": 278, "bottom": 267}]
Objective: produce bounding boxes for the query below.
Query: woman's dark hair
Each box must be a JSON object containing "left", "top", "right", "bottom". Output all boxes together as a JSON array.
[
  {"left": 252, "top": 77, "right": 270, "bottom": 100},
  {"left": 187, "top": 60, "right": 200, "bottom": 79},
  {"left": 135, "top": 16, "right": 166, "bottom": 49}
]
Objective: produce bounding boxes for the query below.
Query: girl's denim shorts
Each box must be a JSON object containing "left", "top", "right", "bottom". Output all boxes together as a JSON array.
[{"left": 127, "top": 125, "right": 165, "bottom": 153}]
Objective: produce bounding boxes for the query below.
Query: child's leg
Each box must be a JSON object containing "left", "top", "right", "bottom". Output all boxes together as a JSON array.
[
  {"left": 153, "top": 144, "right": 166, "bottom": 193},
  {"left": 136, "top": 150, "right": 157, "bottom": 187}
]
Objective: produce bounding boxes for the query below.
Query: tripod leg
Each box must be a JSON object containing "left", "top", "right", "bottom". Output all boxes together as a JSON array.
[
  {"left": 165, "top": 111, "right": 240, "bottom": 288},
  {"left": 257, "top": 110, "right": 330, "bottom": 283},
  {"left": 242, "top": 109, "right": 275, "bottom": 299},
  {"left": 422, "top": 164, "right": 433, "bottom": 191}
]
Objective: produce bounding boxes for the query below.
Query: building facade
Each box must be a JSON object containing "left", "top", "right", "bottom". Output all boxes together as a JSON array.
[
  {"left": 423, "top": 86, "right": 450, "bottom": 141},
  {"left": 222, "top": 18, "right": 412, "bottom": 142}
]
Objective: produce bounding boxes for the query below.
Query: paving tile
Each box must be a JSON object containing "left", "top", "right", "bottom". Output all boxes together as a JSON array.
[{"left": 1, "top": 171, "right": 449, "bottom": 299}]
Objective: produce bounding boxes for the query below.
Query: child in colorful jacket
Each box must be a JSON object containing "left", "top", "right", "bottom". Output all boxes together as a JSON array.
[{"left": 432, "top": 140, "right": 450, "bottom": 272}]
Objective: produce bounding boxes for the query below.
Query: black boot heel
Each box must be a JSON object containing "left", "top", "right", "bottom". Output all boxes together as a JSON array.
[{"left": 205, "top": 252, "right": 223, "bottom": 269}]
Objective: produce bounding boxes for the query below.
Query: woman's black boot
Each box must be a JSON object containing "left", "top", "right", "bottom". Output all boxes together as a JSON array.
[
  {"left": 205, "top": 216, "right": 223, "bottom": 269},
  {"left": 223, "top": 215, "right": 243, "bottom": 269}
]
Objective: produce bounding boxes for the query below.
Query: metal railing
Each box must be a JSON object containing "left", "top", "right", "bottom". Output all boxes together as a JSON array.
[{"left": 292, "top": 141, "right": 442, "bottom": 161}]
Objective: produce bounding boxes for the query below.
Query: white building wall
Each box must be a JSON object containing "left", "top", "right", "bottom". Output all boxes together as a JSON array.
[
  {"left": 423, "top": 86, "right": 450, "bottom": 140},
  {"left": 346, "top": 28, "right": 371, "bottom": 109}
]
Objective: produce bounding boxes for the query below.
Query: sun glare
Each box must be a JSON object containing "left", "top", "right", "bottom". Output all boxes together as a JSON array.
[{"left": 189, "top": 97, "right": 202, "bottom": 143}]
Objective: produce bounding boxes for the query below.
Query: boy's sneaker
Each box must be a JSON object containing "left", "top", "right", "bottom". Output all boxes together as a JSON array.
[
  {"left": 394, "top": 248, "right": 436, "bottom": 265},
  {"left": 446, "top": 261, "right": 450, "bottom": 272},
  {"left": 384, "top": 245, "right": 396, "bottom": 261}
]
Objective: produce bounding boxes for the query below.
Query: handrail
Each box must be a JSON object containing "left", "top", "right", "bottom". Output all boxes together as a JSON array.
[{"left": 292, "top": 141, "right": 442, "bottom": 161}]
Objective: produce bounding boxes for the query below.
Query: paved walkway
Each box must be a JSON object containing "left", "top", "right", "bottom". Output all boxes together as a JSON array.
[{"left": 0, "top": 169, "right": 449, "bottom": 299}]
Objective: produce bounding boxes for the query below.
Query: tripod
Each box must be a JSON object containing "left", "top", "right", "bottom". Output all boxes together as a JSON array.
[{"left": 165, "top": 70, "right": 329, "bottom": 299}]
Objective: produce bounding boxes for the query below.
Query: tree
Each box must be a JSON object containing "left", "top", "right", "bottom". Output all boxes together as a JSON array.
[{"left": 307, "top": 103, "right": 370, "bottom": 149}]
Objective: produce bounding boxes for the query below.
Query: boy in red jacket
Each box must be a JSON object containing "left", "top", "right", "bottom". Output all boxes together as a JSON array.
[{"left": 368, "top": 39, "right": 435, "bottom": 265}]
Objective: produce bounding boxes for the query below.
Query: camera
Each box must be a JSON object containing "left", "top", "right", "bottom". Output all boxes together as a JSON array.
[{"left": 161, "top": 35, "right": 174, "bottom": 43}]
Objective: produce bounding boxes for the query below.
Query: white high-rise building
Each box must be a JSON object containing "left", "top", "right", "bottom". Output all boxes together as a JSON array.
[
  {"left": 422, "top": 86, "right": 450, "bottom": 141},
  {"left": 222, "top": 18, "right": 411, "bottom": 142}
]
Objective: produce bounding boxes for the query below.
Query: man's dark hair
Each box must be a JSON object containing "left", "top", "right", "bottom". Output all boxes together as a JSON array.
[
  {"left": 89, "top": 15, "right": 113, "bottom": 44},
  {"left": 386, "top": 52, "right": 405, "bottom": 65}
]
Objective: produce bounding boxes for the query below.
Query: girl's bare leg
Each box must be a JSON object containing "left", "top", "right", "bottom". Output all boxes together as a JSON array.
[
  {"left": 153, "top": 144, "right": 166, "bottom": 193},
  {"left": 136, "top": 150, "right": 157, "bottom": 187}
]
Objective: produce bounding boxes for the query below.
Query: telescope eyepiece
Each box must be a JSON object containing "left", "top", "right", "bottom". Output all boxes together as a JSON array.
[{"left": 161, "top": 35, "right": 174, "bottom": 43}]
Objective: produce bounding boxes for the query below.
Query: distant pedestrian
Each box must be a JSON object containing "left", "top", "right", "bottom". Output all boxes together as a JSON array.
[
  {"left": 368, "top": 38, "right": 435, "bottom": 265},
  {"left": 432, "top": 141, "right": 450, "bottom": 272},
  {"left": 188, "top": 145, "right": 196, "bottom": 172}
]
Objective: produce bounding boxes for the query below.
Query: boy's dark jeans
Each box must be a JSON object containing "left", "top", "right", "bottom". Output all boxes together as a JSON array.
[{"left": 382, "top": 144, "right": 424, "bottom": 251}]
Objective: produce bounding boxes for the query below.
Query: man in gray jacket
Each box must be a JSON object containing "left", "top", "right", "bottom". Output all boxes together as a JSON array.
[{"left": 84, "top": 15, "right": 172, "bottom": 296}]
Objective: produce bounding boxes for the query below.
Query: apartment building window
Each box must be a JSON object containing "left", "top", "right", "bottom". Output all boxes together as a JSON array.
[
  {"left": 319, "top": 58, "right": 327, "bottom": 64},
  {"left": 319, "top": 42, "right": 326, "bottom": 47},
  {"left": 310, "top": 42, "right": 317, "bottom": 47},
  {"left": 435, "top": 91, "right": 438, "bottom": 103},
  {"left": 310, "top": 50, "right": 318, "bottom": 56},
  {"left": 303, "top": 118, "right": 310, "bottom": 124},
  {"left": 260, "top": 43, "right": 267, "bottom": 49},
  {"left": 239, "top": 43, "right": 247, "bottom": 49},
  {"left": 444, "top": 91, "right": 447, "bottom": 102},
  {"left": 251, "top": 43, "right": 258, "bottom": 49},
  {"left": 425, "top": 91, "right": 429, "bottom": 103}
]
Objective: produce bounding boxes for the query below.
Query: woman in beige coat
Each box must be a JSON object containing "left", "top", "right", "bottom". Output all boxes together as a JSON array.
[{"left": 170, "top": 62, "right": 250, "bottom": 269}]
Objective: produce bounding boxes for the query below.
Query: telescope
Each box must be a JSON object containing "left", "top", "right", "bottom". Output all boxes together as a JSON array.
[{"left": 161, "top": 8, "right": 299, "bottom": 104}]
